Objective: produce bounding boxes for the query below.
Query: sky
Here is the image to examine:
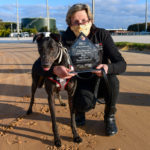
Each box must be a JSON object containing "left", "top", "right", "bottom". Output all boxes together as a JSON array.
[{"left": 0, "top": 0, "right": 149, "bottom": 30}]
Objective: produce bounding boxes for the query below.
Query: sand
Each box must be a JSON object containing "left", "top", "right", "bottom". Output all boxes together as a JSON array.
[{"left": 0, "top": 43, "right": 150, "bottom": 150}]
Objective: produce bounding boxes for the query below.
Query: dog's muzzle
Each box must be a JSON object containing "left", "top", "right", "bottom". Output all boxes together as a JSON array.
[
  {"left": 41, "top": 60, "right": 53, "bottom": 71},
  {"left": 41, "top": 56, "right": 54, "bottom": 71}
]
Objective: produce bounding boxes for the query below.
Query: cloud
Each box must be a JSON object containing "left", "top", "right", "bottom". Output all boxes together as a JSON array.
[
  {"left": 0, "top": 4, "right": 17, "bottom": 22},
  {"left": 94, "top": 0, "right": 147, "bottom": 29},
  {"left": 0, "top": 0, "right": 149, "bottom": 30},
  {"left": 0, "top": 4, "right": 15, "bottom": 12}
]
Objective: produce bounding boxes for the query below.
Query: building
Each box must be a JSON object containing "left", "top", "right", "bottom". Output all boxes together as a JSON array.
[
  {"left": 21, "top": 17, "right": 56, "bottom": 32},
  {"left": 107, "top": 29, "right": 128, "bottom": 35}
]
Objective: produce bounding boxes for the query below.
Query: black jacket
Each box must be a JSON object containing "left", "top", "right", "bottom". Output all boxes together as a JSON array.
[{"left": 62, "top": 25, "right": 126, "bottom": 75}]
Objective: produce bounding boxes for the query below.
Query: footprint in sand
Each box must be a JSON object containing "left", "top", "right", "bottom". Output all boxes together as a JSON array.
[
  {"left": 7, "top": 136, "right": 22, "bottom": 145},
  {"left": 40, "top": 105, "right": 49, "bottom": 114},
  {"left": 26, "top": 121, "right": 37, "bottom": 126}
]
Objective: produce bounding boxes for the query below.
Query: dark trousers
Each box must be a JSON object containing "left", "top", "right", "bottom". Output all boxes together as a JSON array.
[
  {"left": 98, "top": 75, "right": 119, "bottom": 108},
  {"left": 75, "top": 74, "right": 119, "bottom": 121},
  {"left": 76, "top": 74, "right": 119, "bottom": 108}
]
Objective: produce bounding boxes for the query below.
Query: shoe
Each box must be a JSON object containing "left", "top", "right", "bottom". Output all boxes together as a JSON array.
[
  {"left": 104, "top": 115, "right": 118, "bottom": 136},
  {"left": 75, "top": 112, "right": 86, "bottom": 126}
]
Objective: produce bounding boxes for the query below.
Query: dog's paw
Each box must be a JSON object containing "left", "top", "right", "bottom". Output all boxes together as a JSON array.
[
  {"left": 55, "top": 139, "right": 61, "bottom": 147},
  {"left": 26, "top": 109, "right": 32, "bottom": 115},
  {"left": 73, "top": 136, "right": 82, "bottom": 143}
]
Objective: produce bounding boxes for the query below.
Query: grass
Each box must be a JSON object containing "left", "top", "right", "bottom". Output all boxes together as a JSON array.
[{"left": 115, "top": 42, "right": 150, "bottom": 51}]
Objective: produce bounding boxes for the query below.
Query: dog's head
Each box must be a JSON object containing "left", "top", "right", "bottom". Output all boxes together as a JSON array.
[{"left": 33, "top": 33, "right": 61, "bottom": 71}]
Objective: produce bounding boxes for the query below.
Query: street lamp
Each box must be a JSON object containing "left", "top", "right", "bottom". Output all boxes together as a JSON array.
[
  {"left": 145, "top": 0, "right": 148, "bottom": 32},
  {"left": 16, "top": 0, "right": 20, "bottom": 37},
  {"left": 46, "top": 0, "right": 50, "bottom": 32},
  {"left": 11, "top": 23, "right": 13, "bottom": 33}
]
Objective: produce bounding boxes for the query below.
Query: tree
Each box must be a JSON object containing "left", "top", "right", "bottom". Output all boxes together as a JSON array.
[
  {"left": 0, "top": 29, "right": 11, "bottom": 37},
  {"left": 50, "top": 24, "right": 59, "bottom": 33},
  {"left": 128, "top": 23, "right": 150, "bottom": 32},
  {"left": 22, "top": 28, "right": 38, "bottom": 35},
  {"left": 39, "top": 26, "right": 48, "bottom": 32}
]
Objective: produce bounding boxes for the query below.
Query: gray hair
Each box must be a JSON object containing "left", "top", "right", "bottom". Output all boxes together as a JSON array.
[{"left": 66, "top": 3, "right": 93, "bottom": 26}]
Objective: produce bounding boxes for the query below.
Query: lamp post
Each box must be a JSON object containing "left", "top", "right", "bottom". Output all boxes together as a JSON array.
[
  {"left": 92, "top": 0, "right": 95, "bottom": 23},
  {"left": 11, "top": 23, "right": 13, "bottom": 33},
  {"left": 145, "top": 0, "right": 148, "bottom": 32},
  {"left": 16, "top": 0, "right": 20, "bottom": 38},
  {"left": 46, "top": 0, "right": 50, "bottom": 32}
]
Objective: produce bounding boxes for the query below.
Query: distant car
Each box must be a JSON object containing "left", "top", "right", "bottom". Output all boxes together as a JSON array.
[
  {"left": 20, "top": 32, "right": 29, "bottom": 37},
  {"left": 9, "top": 33, "right": 20, "bottom": 37}
]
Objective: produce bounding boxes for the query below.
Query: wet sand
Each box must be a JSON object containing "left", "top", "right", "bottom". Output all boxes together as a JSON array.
[{"left": 0, "top": 43, "right": 150, "bottom": 150}]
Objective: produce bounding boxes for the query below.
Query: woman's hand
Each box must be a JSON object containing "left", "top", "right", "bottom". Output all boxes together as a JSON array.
[
  {"left": 93, "top": 64, "right": 108, "bottom": 77},
  {"left": 53, "top": 66, "right": 76, "bottom": 79}
]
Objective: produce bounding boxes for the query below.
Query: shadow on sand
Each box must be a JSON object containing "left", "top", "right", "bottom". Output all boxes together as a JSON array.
[{"left": 0, "top": 88, "right": 149, "bottom": 145}]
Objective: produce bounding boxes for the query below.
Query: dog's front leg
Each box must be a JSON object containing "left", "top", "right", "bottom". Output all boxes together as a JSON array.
[
  {"left": 68, "top": 96, "right": 82, "bottom": 143},
  {"left": 27, "top": 81, "right": 37, "bottom": 115},
  {"left": 47, "top": 92, "right": 61, "bottom": 147}
]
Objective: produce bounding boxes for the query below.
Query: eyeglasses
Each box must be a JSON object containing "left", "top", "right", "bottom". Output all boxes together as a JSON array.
[{"left": 71, "top": 19, "right": 89, "bottom": 26}]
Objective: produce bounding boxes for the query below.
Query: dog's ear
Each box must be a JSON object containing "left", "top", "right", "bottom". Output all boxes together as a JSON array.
[
  {"left": 50, "top": 33, "right": 61, "bottom": 43},
  {"left": 33, "top": 33, "right": 45, "bottom": 43}
]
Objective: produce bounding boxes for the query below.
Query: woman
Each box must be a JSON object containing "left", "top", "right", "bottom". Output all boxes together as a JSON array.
[{"left": 53, "top": 4, "right": 126, "bottom": 136}]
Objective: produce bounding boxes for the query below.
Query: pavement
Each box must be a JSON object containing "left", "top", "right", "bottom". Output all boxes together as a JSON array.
[
  {"left": 0, "top": 37, "right": 33, "bottom": 43},
  {"left": 112, "top": 35, "right": 150, "bottom": 43},
  {"left": 0, "top": 35, "right": 150, "bottom": 43}
]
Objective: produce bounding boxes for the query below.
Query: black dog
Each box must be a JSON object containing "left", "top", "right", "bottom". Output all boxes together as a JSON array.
[
  {"left": 32, "top": 33, "right": 66, "bottom": 106},
  {"left": 27, "top": 33, "right": 82, "bottom": 147}
]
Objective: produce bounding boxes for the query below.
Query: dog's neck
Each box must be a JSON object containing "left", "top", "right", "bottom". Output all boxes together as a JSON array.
[{"left": 55, "top": 42, "right": 71, "bottom": 65}]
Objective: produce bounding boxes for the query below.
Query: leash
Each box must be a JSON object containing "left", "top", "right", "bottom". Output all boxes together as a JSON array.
[
  {"left": 47, "top": 43, "right": 73, "bottom": 91},
  {"left": 96, "top": 68, "right": 111, "bottom": 104},
  {"left": 58, "top": 42, "right": 71, "bottom": 66}
]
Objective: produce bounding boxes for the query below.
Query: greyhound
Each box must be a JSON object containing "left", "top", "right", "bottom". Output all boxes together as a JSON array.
[{"left": 27, "top": 33, "right": 82, "bottom": 147}]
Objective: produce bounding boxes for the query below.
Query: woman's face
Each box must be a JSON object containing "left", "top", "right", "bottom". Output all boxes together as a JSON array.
[
  {"left": 71, "top": 10, "right": 89, "bottom": 26},
  {"left": 70, "top": 10, "right": 92, "bottom": 37}
]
